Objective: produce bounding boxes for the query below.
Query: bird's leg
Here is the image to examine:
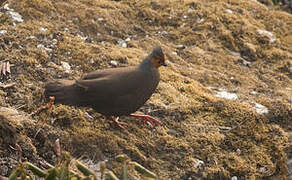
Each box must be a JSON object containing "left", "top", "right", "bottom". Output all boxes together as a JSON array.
[
  {"left": 130, "top": 114, "right": 162, "bottom": 127},
  {"left": 110, "top": 116, "right": 127, "bottom": 129}
]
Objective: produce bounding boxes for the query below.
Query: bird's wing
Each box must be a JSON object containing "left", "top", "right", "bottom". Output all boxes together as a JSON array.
[
  {"left": 75, "top": 67, "right": 147, "bottom": 96},
  {"left": 81, "top": 66, "right": 135, "bottom": 80}
]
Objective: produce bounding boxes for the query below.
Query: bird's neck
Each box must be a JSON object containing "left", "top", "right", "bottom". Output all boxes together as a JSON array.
[{"left": 139, "top": 56, "right": 155, "bottom": 71}]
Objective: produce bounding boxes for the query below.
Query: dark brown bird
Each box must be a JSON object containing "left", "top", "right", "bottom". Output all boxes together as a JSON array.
[{"left": 44, "top": 46, "right": 166, "bottom": 128}]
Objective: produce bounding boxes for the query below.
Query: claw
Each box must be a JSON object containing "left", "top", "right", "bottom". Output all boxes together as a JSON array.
[
  {"left": 130, "top": 114, "right": 162, "bottom": 127},
  {"left": 110, "top": 116, "right": 127, "bottom": 129}
]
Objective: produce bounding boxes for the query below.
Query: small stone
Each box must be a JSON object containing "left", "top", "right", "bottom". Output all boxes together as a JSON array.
[
  {"left": 183, "top": 15, "right": 188, "bottom": 19},
  {"left": 215, "top": 89, "right": 238, "bottom": 100},
  {"left": 253, "top": 103, "right": 268, "bottom": 114},
  {"left": 60, "top": 61, "right": 71, "bottom": 73},
  {"left": 257, "top": 29, "right": 276, "bottom": 43},
  {"left": 236, "top": 149, "right": 241, "bottom": 155},
  {"left": 231, "top": 176, "right": 238, "bottom": 180},
  {"left": 225, "top": 9, "right": 233, "bottom": 14},
  {"left": 37, "top": 44, "right": 45, "bottom": 49},
  {"left": 40, "top": 27, "right": 47, "bottom": 32},
  {"left": 110, "top": 60, "right": 118, "bottom": 67},
  {"left": 117, "top": 39, "right": 127, "bottom": 47},
  {"left": 192, "top": 158, "right": 204, "bottom": 169},
  {"left": 196, "top": 18, "right": 205, "bottom": 24},
  {"left": 180, "top": 23, "right": 186, "bottom": 28},
  {"left": 8, "top": 11, "right": 23, "bottom": 23},
  {"left": 37, "top": 44, "right": 52, "bottom": 52},
  {"left": 0, "top": 30, "right": 7, "bottom": 35},
  {"left": 3, "top": 4, "right": 10, "bottom": 11},
  {"left": 176, "top": 45, "right": 185, "bottom": 49},
  {"left": 171, "top": 52, "right": 178, "bottom": 56},
  {"left": 84, "top": 112, "right": 93, "bottom": 120},
  {"left": 125, "top": 37, "right": 131, "bottom": 42},
  {"left": 52, "top": 39, "right": 58, "bottom": 45},
  {"left": 250, "top": 91, "right": 258, "bottom": 95},
  {"left": 97, "top": 17, "right": 104, "bottom": 21}
]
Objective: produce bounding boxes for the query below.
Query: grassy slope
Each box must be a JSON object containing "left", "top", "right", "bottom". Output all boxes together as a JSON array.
[{"left": 0, "top": 0, "right": 291, "bottom": 179}]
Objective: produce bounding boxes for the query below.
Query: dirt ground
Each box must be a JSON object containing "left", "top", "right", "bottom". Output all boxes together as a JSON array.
[{"left": 0, "top": 0, "right": 291, "bottom": 179}]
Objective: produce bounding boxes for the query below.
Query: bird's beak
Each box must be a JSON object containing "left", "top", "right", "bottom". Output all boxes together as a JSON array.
[{"left": 162, "top": 63, "right": 167, "bottom": 66}]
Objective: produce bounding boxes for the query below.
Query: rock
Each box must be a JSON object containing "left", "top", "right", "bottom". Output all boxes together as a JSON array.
[
  {"left": 0, "top": 30, "right": 7, "bottom": 35},
  {"left": 253, "top": 103, "right": 268, "bottom": 114},
  {"left": 196, "top": 18, "right": 205, "bottom": 24},
  {"left": 60, "top": 61, "right": 71, "bottom": 74},
  {"left": 171, "top": 51, "right": 178, "bottom": 56},
  {"left": 250, "top": 91, "right": 258, "bottom": 95},
  {"left": 176, "top": 45, "right": 185, "bottom": 50},
  {"left": 8, "top": 11, "right": 23, "bottom": 24},
  {"left": 110, "top": 60, "right": 118, "bottom": 67},
  {"left": 257, "top": 29, "right": 276, "bottom": 43},
  {"left": 192, "top": 158, "right": 204, "bottom": 169},
  {"left": 225, "top": 9, "right": 233, "bottom": 14},
  {"left": 40, "top": 27, "right": 47, "bottom": 32},
  {"left": 117, "top": 39, "right": 127, "bottom": 47},
  {"left": 215, "top": 89, "right": 238, "bottom": 100}
]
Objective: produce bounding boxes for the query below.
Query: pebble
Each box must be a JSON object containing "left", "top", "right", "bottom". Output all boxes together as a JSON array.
[
  {"left": 110, "top": 60, "right": 118, "bottom": 67},
  {"left": 250, "top": 91, "right": 258, "bottom": 95},
  {"left": 117, "top": 39, "right": 127, "bottom": 47},
  {"left": 84, "top": 112, "right": 93, "bottom": 120},
  {"left": 192, "top": 158, "right": 204, "bottom": 169},
  {"left": 3, "top": 4, "right": 10, "bottom": 11},
  {"left": 40, "top": 27, "right": 47, "bottom": 32},
  {"left": 171, "top": 52, "right": 178, "bottom": 56},
  {"left": 8, "top": 11, "right": 23, "bottom": 23},
  {"left": 61, "top": 61, "right": 71, "bottom": 74},
  {"left": 176, "top": 45, "right": 185, "bottom": 50},
  {"left": 215, "top": 89, "right": 238, "bottom": 100},
  {"left": 231, "top": 176, "right": 238, "bottom": 180},
  {"left": 225, "top": 9, "right": 233, "bottom": 14},
  {"left": 257, "top": 29, "right": 276, "bottom": 43},
  {"left": 253, "top": 103, "right": 268, "bottom": 114},
  {"left": 196, "top": 18, "right": 205, "bottom": 24},
  {"left": 0, "top": 30, "right": 7, "bottom": 35}
]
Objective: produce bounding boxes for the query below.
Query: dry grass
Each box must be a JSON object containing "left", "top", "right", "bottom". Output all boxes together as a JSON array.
[{"left": 0, "top": 0, "right": 291, "bottom": 179}]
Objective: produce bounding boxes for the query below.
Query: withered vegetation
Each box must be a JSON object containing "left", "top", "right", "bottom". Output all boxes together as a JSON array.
[{"left": 0, "top": 0, "right": 291, "bottom": 179}]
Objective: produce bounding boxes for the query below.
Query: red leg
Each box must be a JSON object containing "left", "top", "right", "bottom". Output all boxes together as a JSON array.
[
  {"left": 130, "top": 114, "right": 162, "bottom": 127},
  {"left": 110, "top": 116, "right": 127, "bottom": 129}
]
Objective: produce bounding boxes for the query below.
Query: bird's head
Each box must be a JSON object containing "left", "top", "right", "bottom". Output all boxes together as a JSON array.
[{"left": 149, "top": 46, "right": 166, "bottom": 69}]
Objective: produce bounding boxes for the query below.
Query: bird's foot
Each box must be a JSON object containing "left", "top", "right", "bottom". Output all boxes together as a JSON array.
[
  {"left": 110, "top": 116, "right": 127, "bottom": 129},
  {"left": 130, "top": 114, "right": 162, "bottom": 127}
]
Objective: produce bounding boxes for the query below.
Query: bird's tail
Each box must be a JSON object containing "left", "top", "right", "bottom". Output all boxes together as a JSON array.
[{"left": 44, "top": 79, "right": 80, "bottom": 106}]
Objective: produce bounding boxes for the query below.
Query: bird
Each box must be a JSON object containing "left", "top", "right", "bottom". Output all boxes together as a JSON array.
[{"left": 44, "top": 46, "right": 166, "bottom": 128}]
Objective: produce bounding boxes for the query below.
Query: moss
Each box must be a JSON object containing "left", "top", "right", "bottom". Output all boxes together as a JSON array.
[{"left": 0, "top": 0, "right": 290, "bottom": 179}]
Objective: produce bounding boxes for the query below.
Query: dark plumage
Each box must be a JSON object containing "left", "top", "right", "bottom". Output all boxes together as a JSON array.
[{"left": 44, "top": 46, "right": 166, "bottom": 128}]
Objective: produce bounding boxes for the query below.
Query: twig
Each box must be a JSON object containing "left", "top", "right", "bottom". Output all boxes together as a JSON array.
[
  {"left": 0, "top": 82, "right": 16, "bottom": 89},
  {"left": 55, "top": 139, "right": 61, "bottom": 157},
  {"left": 220, "top": 118, "right": 249, "bottom": 133}
]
